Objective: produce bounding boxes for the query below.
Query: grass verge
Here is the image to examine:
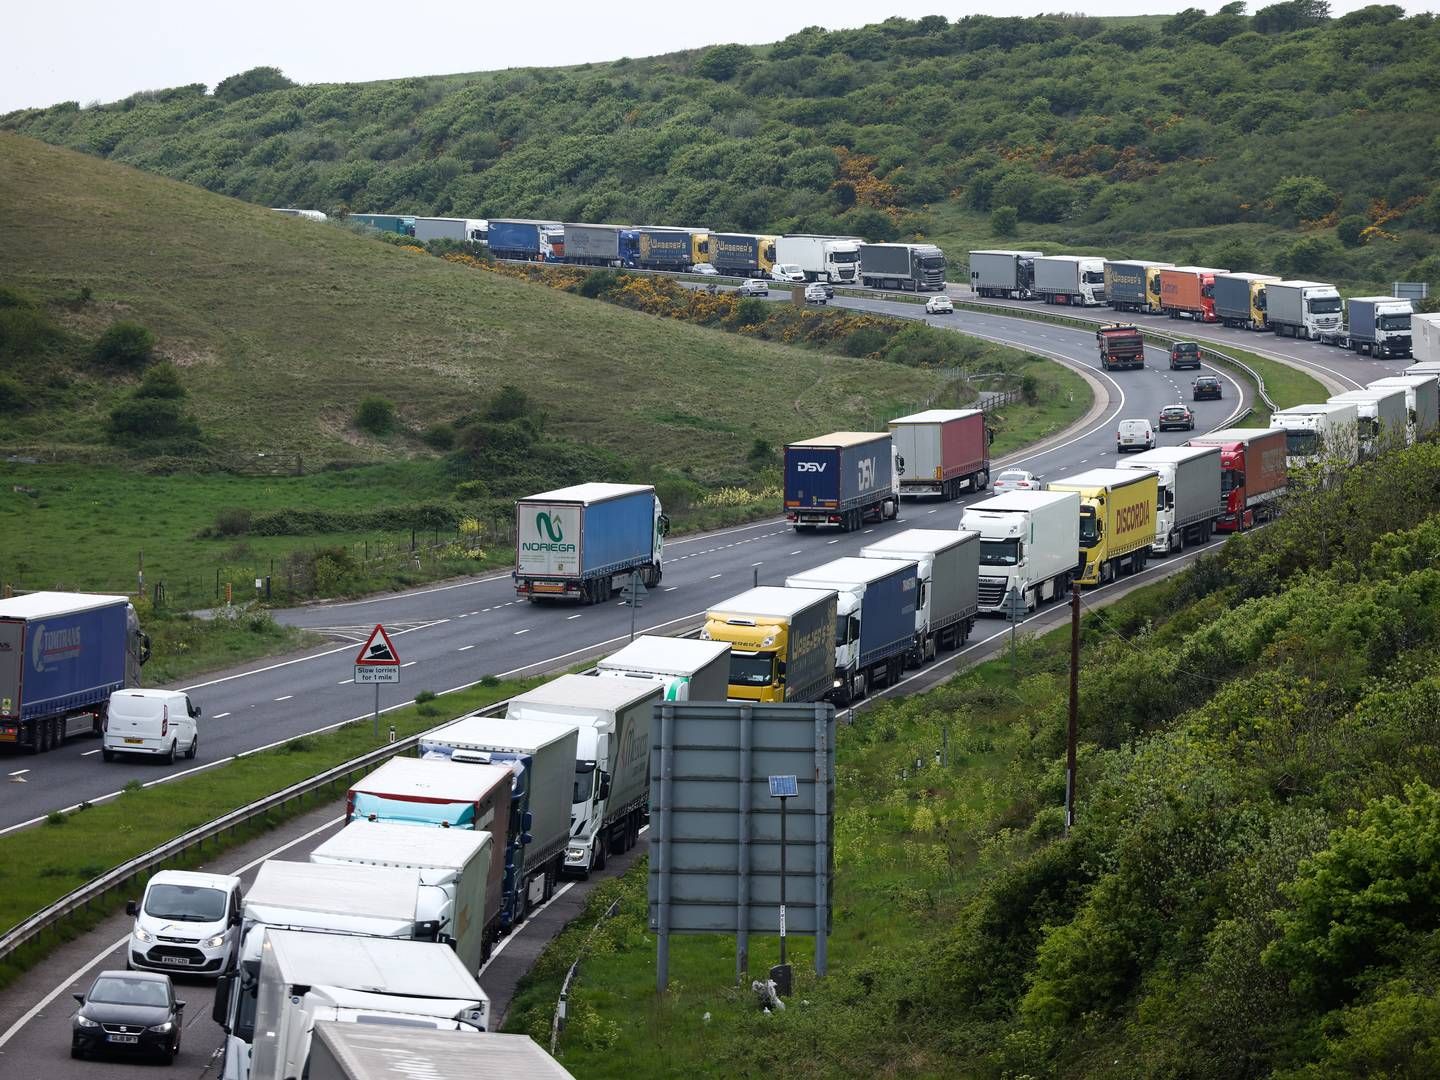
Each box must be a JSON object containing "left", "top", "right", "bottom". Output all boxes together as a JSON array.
[{"left": 143, "top": 606, "right": 322, "bottom": 685}]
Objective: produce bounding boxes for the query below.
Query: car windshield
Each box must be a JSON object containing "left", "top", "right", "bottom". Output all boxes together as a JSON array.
[
  {"left": 978, "top": 539, "right": 1021, "bottom": 566},
  {"left": 1079, "top": 507, "right": 1099, "bottom": 548},
  {"left": 89, "top": 976, "right": 168, "bottom": 1008},
  {"left": 729, "top": 653, "right": 774, "bottom": 687},
  {"left": 144, "top": 883, "right": 226, "bottom": 922}
]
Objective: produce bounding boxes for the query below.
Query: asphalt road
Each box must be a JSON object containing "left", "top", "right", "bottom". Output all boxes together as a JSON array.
[{"left": 0, "top": 306, "right": 1260, "bottom": 831}]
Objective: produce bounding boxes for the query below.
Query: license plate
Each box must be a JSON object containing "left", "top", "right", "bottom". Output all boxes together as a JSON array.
[
  {"left": 124, "top": 738, "right": 145, "bottom": 745},
  {"left": 107, "top": 1034, "right": 139, "bottom": 1044},
  {"left": 159, "top": 955, "right": 192, "bottom": 965}
]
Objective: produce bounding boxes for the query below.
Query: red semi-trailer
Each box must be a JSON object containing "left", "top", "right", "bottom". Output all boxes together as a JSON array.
[
  {"left": 1096, "top": 324, "right": 1145, "bottom": 370},
  {"left": 1159, "top": 266, "right": 1227, "bottom": 323},
  {"left": 1187, "top": 427, "right": 1287, "bottom": 531},
  {"left": 887, "top": 409, "right": 992, "bottom": 500}
]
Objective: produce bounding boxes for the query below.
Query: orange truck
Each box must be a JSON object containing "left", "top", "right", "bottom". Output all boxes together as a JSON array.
[{"left": 1159, "top": 266, "right": 1228, "bottom": 323}]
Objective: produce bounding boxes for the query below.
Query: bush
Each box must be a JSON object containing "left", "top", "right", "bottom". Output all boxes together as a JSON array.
[
  {"left": 212, "top": 507, "right": 253, "bottom": 536},
  {"left": 93, "top": 320, "right": 154, "bottom": 370},
  {"left": 135, "top": 362, "right": 184, "bottom": 399},
  {"left": 1337, "top": 214, "right": 1368, "bottom": 247},
  {"left": 107, "top": 397, "right": 201, "bottom": 443},
  {"left": 213, "top": 66, "right": 296, "bottom": 102},
  {"left": 578, "top": 270, "right": 620, "bottom": 298},
  {"left": 0, "top": 375, "right": 32, "bottom": 414},
  {"left": 991, "top": 205, "right": 1019, "bottom": 237},
  {"left": 355, "top": 396, "right": 396, "bottom": 435},
  {"left": 422, "top": 422, "right": 456, "bottom": 450}
]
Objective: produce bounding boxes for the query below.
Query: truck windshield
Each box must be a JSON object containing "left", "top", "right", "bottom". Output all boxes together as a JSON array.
[
  {"left": 729, "top": 653, "right": 775, "bottom": 687},
  {"left": 1284, "top": 430, "right": 1320, "bottom": 456},
  {"left": 921, "top": 256, "right": 946, "bottom": 269},
  {"left": 573, "top": 763, "right": 597, "bottom": 804},
  {"left": 1308, "top": 297, "right": 1342, "bottom": 314},
  {"left": 831, "top": 251, "right": 859, "bottom": 264},
  {"left": 1079, "top": 507, "right": 1099, "bottom": 548},
  {"left": 1221, "top": 469, "right": 1243, "bottom": 493},
  {"left": 978, "top": 539, "right": 1021, "bottom": 566},
  {"left": 1083, "top": 271, "right": 1105, "bottom": 284},
  {"left": 1378, "top": 314, "right": 1411, "bottom": 331}
]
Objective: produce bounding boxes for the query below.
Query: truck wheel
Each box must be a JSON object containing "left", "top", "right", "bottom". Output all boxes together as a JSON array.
[{"left": 594, "top": 842, "right": 607, "bottom": 873}]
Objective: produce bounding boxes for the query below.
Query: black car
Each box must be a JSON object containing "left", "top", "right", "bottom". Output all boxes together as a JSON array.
[
  {"left": 1170, "top": 341, "right": 1202, "bottom": 369},
  {"left": 1158, "top": 404, "right": 1195, "bottom": 431},
  {"left": 1192, "top": 375, "right": 1222, "bottom": 401},
  {"left": 72, "top": 970, "right": 184, "bottom": 1063}
]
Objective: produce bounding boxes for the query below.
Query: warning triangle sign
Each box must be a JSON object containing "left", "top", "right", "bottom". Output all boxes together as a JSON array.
[{"left": 355, "top": 624, "right": 401, "bottom": 666}]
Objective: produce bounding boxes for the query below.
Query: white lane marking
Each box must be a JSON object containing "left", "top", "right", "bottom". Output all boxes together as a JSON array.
[
  {"left": 458, "top": 645, "right": 476, "bottom": 651},
  {"left": 927, "top": 508, "right": 938, "bottom": 514},
  {"left": 566, "top": 614, "right": 583, "bottom": 620},
  {"left": 80, "top": 749, "right": 103, "bottom": 757},
  {"left": 8, "top": 769, "right": 30, "bottom": 777},
  {"left": 338, "top": 679, "right": 354, "bottom": 685},
  {"left": 213, "top": 712, "right": 231, "bottom": 719},
  {"left": 789, "top": 550, "right": 803, "bottom": 555},
  {"left": 709, "top": 573, "right": 722, "bottom": 580},
  {"left": 274, "top": 695, "right": 293, "bottom": 702},
  {"left": 826, "top": 538, "right": 841, "bottom": 544},
  {"left": 0, "top": 814, "right": 346, "bottom": 1052},
  {"left": 751, "top": 562, "right": 764, "bottom": 567},
  {"left": 514, "top": 628, "right": 531, "bottom": 636},
  {"left": 664, "top": 587, "right": 678, "bottom": 592},
  {"left": 401, "top": 661, "right": 417, "bottom": 668}
]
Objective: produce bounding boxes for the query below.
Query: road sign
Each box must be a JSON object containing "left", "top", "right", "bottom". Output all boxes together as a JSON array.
[
  {"left": 354, "top": 666, "right": 400, "bottom": 684},
  {"left": 1004, "top": 587, "right": 1027, "bottom": 622},
  {"left": 355, "top": 624, "right": 401, "bottom": 666}
]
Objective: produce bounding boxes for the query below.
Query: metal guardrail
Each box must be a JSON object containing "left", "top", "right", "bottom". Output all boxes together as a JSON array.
[{"left": 550, "top": 895, "right": 624, "bottom": 1054}]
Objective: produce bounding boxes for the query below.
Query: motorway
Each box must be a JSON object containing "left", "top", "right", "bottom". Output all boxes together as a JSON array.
[{"left": 0, "top": 303, "right": 1268, "bottom": 832}]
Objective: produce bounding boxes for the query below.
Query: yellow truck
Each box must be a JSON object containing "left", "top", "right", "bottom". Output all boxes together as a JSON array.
[
  {"left": 700, "top": 587, "right": 836, "bottom": 703},
  {"left": 1045, "top": 468, "right": 1159, "bottom": 586}
]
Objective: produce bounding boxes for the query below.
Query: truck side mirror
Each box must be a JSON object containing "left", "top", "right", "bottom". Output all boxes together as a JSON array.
[
  {"left": 137, "top": 633, "right": 152, "bottom": 666},
  {"left": 126, "top": 900, "right": 139, "bottom": 917},
  {"left": 522, "top": 810, "right": 534, "bottom": 835},
  {"left": 73, "top": 993, "right": 85, "bottom": 1006},
  {"left": 211, "top": 977, "right": 232, "bottom": 1028}
]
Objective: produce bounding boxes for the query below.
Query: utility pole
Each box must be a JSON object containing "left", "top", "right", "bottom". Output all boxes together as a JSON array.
[{"left": 1065, "top": 582, "right": 1080, "bottom": 835}]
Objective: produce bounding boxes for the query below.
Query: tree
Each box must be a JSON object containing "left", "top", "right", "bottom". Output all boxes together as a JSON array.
[
  {"left": 991, "top": 205, "right": 1019, "bottom": 237},
  {"left": 93, "top": 321, "right": 154, "bottom": 370},
  {"left": 694, "top": 44, "right": 753, "bottom": 81},
  {"left": 1337, "top": 215, "right": 1368, "bottom": 247},
  {"left": 1254, "top": 0, "right": 1330, "bottom": 33},
  {"left": 1272, "top": 174, "right": 1339, "bottom": 221},
  {"left": 213, "top": 66, "right": 295, "bottom": 102}
]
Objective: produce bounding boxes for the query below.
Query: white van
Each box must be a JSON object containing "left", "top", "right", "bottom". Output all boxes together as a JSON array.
[
  {"left": 103, "top": 688, "right": 199, "bottom": 763},
  {"left": 1116, "top": 418, "right": 1155, "bottom": 453},
  {"left": 126, "top": 869, "right": 242, "bottom": 976}
]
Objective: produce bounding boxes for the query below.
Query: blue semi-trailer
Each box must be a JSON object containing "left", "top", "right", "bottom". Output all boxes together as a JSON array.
[
  {"left": 784, "top": 431, "right": 900, "bottom": 532},
  {"left": 487, "top": 219, "right": 562, "bottom": 261},
  {"left": 0, "top": 592, "right": 151, "bottom": 754},
  {"left": 513, "top": 483, "right": 668, "bottom": 603}
]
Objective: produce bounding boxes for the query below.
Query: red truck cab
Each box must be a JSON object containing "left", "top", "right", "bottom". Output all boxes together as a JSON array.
[{"left": 1188, "top": 427, "right": 1287, "bottom": 531}]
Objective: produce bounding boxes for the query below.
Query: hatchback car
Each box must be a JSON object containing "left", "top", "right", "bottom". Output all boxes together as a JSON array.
[
  {"left": 804, "top": 282, "right": 830, "bottom": 305},
  {"left": 991, "top": 469, "right": 1043, "bottom": 494},
  {"left": 1192, "top": 375, "right": 1223, "bottom": 401},
  {"left": 71, "top": 970, "right": 184, "bottom": 1063},
  {"left": 1170, "top": 341, "right": 1202, "bottom": 369},
  {"left": 103, "top": 688, "right": 199, "bottom": 763},
  {"left": 691, "top": 262, "right": 719, "bottom": 275},
  {"left": 737, "top": 279, "right": 769, "bottom": 297},
  {"left": 925, "top": 295, "right": 955, "bottom": 314},
  {"left": 1158, "top": 404, "right": 1195, "bottom": 431},
  {"left": 1117, "top": 418, "right": 1156, "bottom": 452}
]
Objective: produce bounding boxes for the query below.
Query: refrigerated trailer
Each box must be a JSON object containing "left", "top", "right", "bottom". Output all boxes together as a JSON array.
[
  {"left": 1033, "top": 255, "right": 1106, "bottom": 306},
  {"left": 1266, "top": 281, "right": 1344, "bottom": 340},
  {"left": 961, "top": 491, "right": 1080, "bottom": 613},
  {"left": 595, "top": 636, "right": 731, "bottom": 702}
]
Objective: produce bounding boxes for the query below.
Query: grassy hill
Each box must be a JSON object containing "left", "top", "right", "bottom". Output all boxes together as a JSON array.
[{"left": 4, "top": 12, "right": 1439, "bottom": 291}]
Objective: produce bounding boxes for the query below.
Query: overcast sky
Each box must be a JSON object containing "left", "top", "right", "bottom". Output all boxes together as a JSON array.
[{"left": 4, "top": 0, "right": 1437, "bottom": 114}]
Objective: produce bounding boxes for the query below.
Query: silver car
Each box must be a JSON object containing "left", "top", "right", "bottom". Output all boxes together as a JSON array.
[
  {"left": 991, "top": 469, "right": 1043, "bottom": 494},
  {"left": 738, "top": 279, "right": 770, "bottom": 297}
]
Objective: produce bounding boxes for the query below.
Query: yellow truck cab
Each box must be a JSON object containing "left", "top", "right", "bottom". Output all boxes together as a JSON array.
[
  {"left": 701, "top": 587, "right": 836, "bottom": 703},
  {"left": 1045, "top": 468, "right": 1159, "bottom": 586}
]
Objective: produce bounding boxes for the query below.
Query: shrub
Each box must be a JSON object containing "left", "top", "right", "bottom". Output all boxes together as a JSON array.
[
  {"left": 214, "top": 66, "right": 296, "bottom": 102},
  {"left": 107, "top": 397, "right": 201, "bottom": 443},
  {"left": 135, "top": 362, "right": 184, "bottom": 399},
  {"left": 355, "top": 396, "right": 396, "bottom": 435},
  {"left": 991, "top": 205, "right": 1019, "bottom": 237},
  {"left": 212, "top": 507, "right": 253, "bottom": 536},
  {"left": 422, "top": 422, "right": 456, "bottom": 450},
  {"left": 578, "top": 270, "right": 620, "bottom": 298},
  {"left": 93, "top": 320, "right": 154, "bottom": 369},
  {"left": 0, "top": 375, "right": 32, "bottom": 414},
  {"left": 1337, "top": 215, "right": 1368, "bottom": 247}
]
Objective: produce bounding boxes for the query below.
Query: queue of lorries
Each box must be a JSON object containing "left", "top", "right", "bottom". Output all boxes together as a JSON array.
[{"left": 968, "top": 249, "right": 1437, "bottom": 362}]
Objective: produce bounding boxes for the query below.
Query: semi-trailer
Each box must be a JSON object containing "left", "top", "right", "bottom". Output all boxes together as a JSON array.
[
  {"left": 1414, "top": 313, "right": 1440, "bottom": 365},
  {"left": 860, "top": 529, "right": 979, "bottom": 664},
  {"left": 1186, "top": 427, "right": 1288, "bottom": 530},
  {"left": 711, "top": 233, "right": 778, "bottom": 277},
  {"left": 887, "top": 409, "right": 991, "bottom": 500},
  {"left": 1159, "top": 266, "right": 1227, "bottom": 322},
  {"left": 784, "top": 431, "right": 898, "bottom": 532},
  {"left": 860, "top": 242, "right": 947, "bottom": 291},
  {"left": 1097, "top": 324, "right": 1146, "bottom": 370},
  {"left": 633, "top": 226, "right": 708, "bottom": 271},
  {"left": 1327, "top": 388, "right": 1409, "bottom": 458},
  {"left": 1104, "top": 259, "right": 1172, "bottom": 315},
  {"left": 485, "top": 219, "right": 562, "bottom": 261},
  {"left": 595, "top": 635, "right": 731, "bottom": 701},
  {"left": 786, "top": 557, "right": 919, "bottom": 703},
  {"left": 310, "top": 821, "right": 493, "bottom": 971},
  {"left": 243, "top": 930, "right": 489, "bottom": 1080},
  {"left": 960, "top": 490, "right": 1080, "bottom": 612},
  {"left": 969, "top": 249, "right": 1043, "bottom": 300},
  {"left": 514, "top": 483, "right": 667, "bottom": 603},
  {"left": 700, "top": 587, "right": 837, "bottom": 703},
  {"left": 1343, "top": 297, "right": 1413, "bottom": 358},
  {"left": 1114, "top": 445, "right": 1224, "bottom": 554},
  {"left": 1270, "top": 401, "right": 1360, "bottom": 471},
  {"left": 1046, "top": 468, "right": 1159, "bottom": 586},
  {"left": 308, "top": 1023, "right": 577, "bottom": 1080},
  {"left": 417, "top": 716, "right": 577, "bottom": 926},
  {"left": 1033, "top": 255, "right": 1106, "bottom": 306},
  {"left": 1265, "top": 280, "right": 1343, "bottom": 340},
  {"left": 1213, "top": 272, "right": 1280, "bottom": 330},
  {"left": 0, "top": 591, "right": 151, "bottom": 754},
  {"left": 560, "top": 223, "right": 625, "bottom": 266},
  {"left": 411, "top": 217, "right": 486, "bottom": 243},
  {"left": 775, "top": 234, "right": 862, "bottom": 284},
  {"left": 503, "top": 674, "right": 660, "bottom": 877},
  {"left": 346, "top": 213, "right": 414, "bottom": 235},
  {"left": 1371, "top": 374, "right": 1440, "bottom": 444}
]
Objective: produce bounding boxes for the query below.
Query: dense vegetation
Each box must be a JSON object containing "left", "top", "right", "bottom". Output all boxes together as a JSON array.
[
  {"left": 507, "top": 438, "right": 1440, "bottom": 1077},
  {"left": 6, "top": 9, "right": 1439, "bottom": 290}
]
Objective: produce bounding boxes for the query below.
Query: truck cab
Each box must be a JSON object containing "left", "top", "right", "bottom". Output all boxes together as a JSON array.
[
  {"left": 702, "top": 587, "right": 837, "bottom": 703},
  {"left": 1270, "top": 401, "right": 1359, "bottom": 472}
]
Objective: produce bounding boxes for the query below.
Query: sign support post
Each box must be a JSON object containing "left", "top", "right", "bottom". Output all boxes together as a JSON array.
[{"left": 769, "top": 774, "right": 798, "bottom": 997}]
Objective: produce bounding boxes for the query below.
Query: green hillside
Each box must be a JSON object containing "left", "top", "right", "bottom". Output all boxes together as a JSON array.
[{"left": 4, "top": 11, "right": 1439, "bottom": 290}]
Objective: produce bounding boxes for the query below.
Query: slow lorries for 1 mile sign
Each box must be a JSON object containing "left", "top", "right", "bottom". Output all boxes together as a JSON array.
[{"left": 354, "top": 623, "right": 401, "bottom": 684}]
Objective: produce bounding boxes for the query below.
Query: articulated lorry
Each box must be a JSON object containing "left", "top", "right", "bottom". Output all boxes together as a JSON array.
[
  {"left": 969, "top": 250, "right": 1043, "bottom": 299},
  {"left": 242, "top": 929, "right": 488, "bottom": 1080},
  {"left": 1370, "top": 375, "right": 1440, "bottom": 444},
  {"left": 711, "top": 233, "right": 778, "bottom": 277},
  {"left": 961, "top": 490, "right": 1080, "bottom": 613},
  {"left": 1270, "top": 401, "right": 1360, "bottom": 472},
  {"left": 888, "top": 409, "right": 991, "bottom": 500},
  {"left": 1343, "top": 297, "right": 1413, "bottom": 358},
  {"left": 1097, "top": 324, "right": 1146, "bottom": 370},
  {"left": 860, "top": 529, "right": 979, "bottom": 664},
  {"left": 701, "top": 587, "right": 837, "bottom": 703},
  {"left": 309, "top": 1023, "right": 577, "bottom": 1080},
  {"left": 504, "top": 674, "right": 659, "bottom": 878},
  {"left": 1213, "top": 272, "right": 1280, "bottom": 330},
  {"left": 632, "top": 227, "right": 708, "bottom": 271},
  {"left": 1186, "top": 427, "right": 1288, "bottom": 531},
  {"left": 1033, "top": 255, "right": 1106, "bottom": 306},
  {"left": 1047, "top": 468, "right": 1159, "bottom": 586},
  {"left": 310, "top": 822, "right": 492, "bottom": 972},
  {"left": 1328, "top": 388, "right": 1409, "bottom": 458},
  {"left": 560, "top": 223, "right": 625, "bottom": 266},
  {"left": 786, "top": 557, "right": 919, "bottom": 704},
  {"left": 347, "top": 213, "right": 414, "bottom": 235},
  {"left": 418, "top": 716, "right": 577, "bottom": 926},
  {"left": 1413, "top": 313, "right": 1440, "bottom": 365},
  {"left": 1104, "top": 259, "right": 1171, "bottom": 315},
  {"left": 1265, "top": 280, "right": 1344, "bottom": 340},
  {"left": 1115, "top": 445, "right": 1223, "bottom": 555},
  {"left": 784, "top": 431, "right": 898, "bottom": 531},
  {"left": 775, "top": 235, "right": 862, "bottom": 284},
  {"left": 596, "top": 635, "right": 731, "bottom": 701},
  {"left": 860, "top": 243, "right": 947, "bottom": 291},
  {"left": 514, "top": 483, "right": 666, "bottom": 603},
  {"left": 1159, "top": 266, "right": 1227, "bottom": 322},
  {"left": 0, "top": 592, "right": 150, "bottom": 754},
  {"left": 411, "top": 217, "right": 486, "bottom": 244},
  {"left": 485, "top": 219, "right": 562, "bottom": 261}
]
